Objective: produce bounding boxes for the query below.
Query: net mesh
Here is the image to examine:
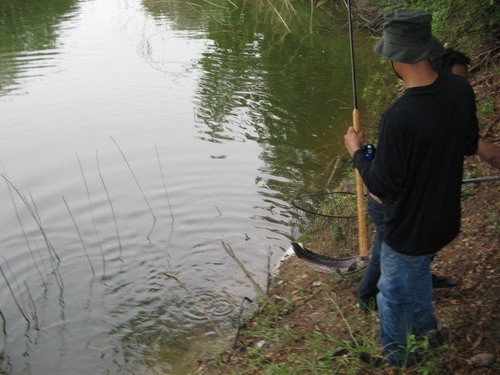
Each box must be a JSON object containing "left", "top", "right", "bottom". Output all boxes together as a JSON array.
[{"left": 291, "top": 192, "right": 369, "bottom": 258}]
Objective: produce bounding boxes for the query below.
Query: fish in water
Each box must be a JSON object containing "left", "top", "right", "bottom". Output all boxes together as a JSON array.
[{"left": 291, "top": 242, "right": 368, "bottom": 274}]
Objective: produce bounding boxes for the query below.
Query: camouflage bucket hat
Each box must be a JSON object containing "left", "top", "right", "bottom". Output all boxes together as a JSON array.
[{"left": 374, "top": 8, "right": 444, "bottom": 64}]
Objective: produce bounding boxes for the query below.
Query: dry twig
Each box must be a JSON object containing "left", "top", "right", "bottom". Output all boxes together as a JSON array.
[
  {"left": 221, "top": 241, "right": 265, "bottom": 297},
  {"left": 164, "top": 265, "right": 226, "bottom": 340}
]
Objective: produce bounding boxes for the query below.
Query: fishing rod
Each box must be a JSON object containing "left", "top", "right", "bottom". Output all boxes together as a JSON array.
[{"left": 347, "top": 0, "right": 368, "bottom": 256}]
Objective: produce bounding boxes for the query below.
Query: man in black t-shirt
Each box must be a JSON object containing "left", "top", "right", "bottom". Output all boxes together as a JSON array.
[{"left": 344, "top": 9, "right": 479, "bottom": 364}]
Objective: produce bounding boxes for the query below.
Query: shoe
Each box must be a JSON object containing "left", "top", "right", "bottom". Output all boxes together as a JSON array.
[
  {"left": 432, "top": 274, "right": 457, "bottom": 288},
  {"left": 359, "top": 352, "right": 385, "bottom": 367},
  {"left": 358, "top": 297, "right": 378, "bottom": 311},
  {"left": 415, "top": 329, "right": 445, "bottom": 349}
]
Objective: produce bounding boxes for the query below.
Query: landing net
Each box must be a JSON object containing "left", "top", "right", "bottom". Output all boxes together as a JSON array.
[{"left": 291, "top": 192, "right": 370, "bottom": 258}]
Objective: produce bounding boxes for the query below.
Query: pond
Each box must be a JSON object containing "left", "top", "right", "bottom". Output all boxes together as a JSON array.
[{"left": 0, "top": 0, "right": 386, "bottom": 373}]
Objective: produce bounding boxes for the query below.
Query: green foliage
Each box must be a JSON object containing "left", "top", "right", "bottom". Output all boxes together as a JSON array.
[
  {"left": 461, "top": 167, "right": 481, "bottom": 196},
  {"left": 361, "top": 63, "right": 399, "bottom": 120},
  {"left": 406, "top": 334, "right": 452, "bottom": 374},
  {"left": 485, "top": 211, "right": 500, "bottom": 235},
  {"left": 371, "top": 0, "right": 499, "bottom": 50},
  {"left": 477, "top": 95, "right": 495, "bottom": 120}
]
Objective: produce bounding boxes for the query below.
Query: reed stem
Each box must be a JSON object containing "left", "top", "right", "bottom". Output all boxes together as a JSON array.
[
  {"left": 0, "top": 174, "right": 60, "bottom": 263},
  {"left": 4, "top": 178, "right": 47, "bottom": 287},
  {"left": 0, "top": 264, "right": 30, "bottom": 325},
  {"left": 96, "top": 151, "right": 123, "bottom": 260},
  {"left": 62, "top": 196, "right": 96, "bottom": 277},
  {"left": 77, "top": 153, "right": 106, "bottom": 276},
  {"left": 110, "top": 137, "right": 157, "bottom": 241},
  {"left": 24, "top": 281, "right": 39, "bottom": 330},
  {"left": 0, "top": 308, "right": 6, "bottom": 335},
  {"left": 155, "top": 144, "right": 175, "bottom": 251},
  {"left": 2, "top": 257, "right": 28, "bottom": 313}
]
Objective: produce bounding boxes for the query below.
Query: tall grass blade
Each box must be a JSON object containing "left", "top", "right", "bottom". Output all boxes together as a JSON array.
[
  {"left": 330, "top": 296, "right": 358, "bottom": 345},
  {"left": 110, "top": 137, "right": 157, "bottom": 241},
  {"left": 28, "top": 192, "right": 51, "bottom": 275},
  {"left": 76, "top": 153, "right": 106, "bottom": 276},
  {"left": 62, "top": 196, "right": 95, "bottom": 277},
  {"left": 24, "top": 281, "right": 39, "bottom": 330},
  {"left": 0, "top": 308, "right": 6, "bottom": 335},
  {"left": 0, "top": 174, "right": 60, "bottom": 263},
  {"left": 265, "top": 0, "right": 291, "bottom": 32},
  {"left": 96, "top": 151, "right": 123, "bottom": 260},
  {"left": 4, "top": 178, "right": 47, "bottom": 287},
  {"left": 155, "top": 144, "right": 174, "bottom": 251},
  {"left": 0, "top": 264, "right": 30, "bottom": 325},
  {"left": 2, "top": 257, "right": 28, "bottom": 314}
]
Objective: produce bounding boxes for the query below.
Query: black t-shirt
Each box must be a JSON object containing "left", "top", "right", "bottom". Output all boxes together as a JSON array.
[{"left": 353, "top": 73, "right": 478, "bottom": 255}]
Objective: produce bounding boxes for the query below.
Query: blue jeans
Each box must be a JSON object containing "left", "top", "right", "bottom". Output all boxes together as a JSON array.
[
  {"left": 377, "top": 242, "right": 438, "bottom": 364},
  {"left": 357, "top": 194, "right": 384, "bottom": 304}
]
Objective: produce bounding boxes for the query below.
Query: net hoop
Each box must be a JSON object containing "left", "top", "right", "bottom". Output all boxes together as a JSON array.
[{"left": 291, "top": 191, "right": 358, "bottom": 219}]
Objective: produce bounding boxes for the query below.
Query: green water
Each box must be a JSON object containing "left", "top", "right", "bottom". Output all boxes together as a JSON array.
[{"left": 142, "top": 0, "right": 384, "bottom": 194}]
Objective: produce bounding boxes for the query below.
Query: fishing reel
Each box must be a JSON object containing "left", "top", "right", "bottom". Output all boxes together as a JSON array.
[{"left": 362, "top": 144, "right": 376, "bottom": 160}]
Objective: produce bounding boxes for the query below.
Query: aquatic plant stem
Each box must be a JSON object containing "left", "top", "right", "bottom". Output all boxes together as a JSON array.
[
  {"left": 2, "top": 257, "right": 28, "bottom": 313},
  {"left": 62, "top": 196, "right": 96, "bottom": 278},
  {"left": 0, "top": 174, "right": 60, "bottom": 263},
  {"left": 96, "top": 151, "right": 123, "bottom": 260},
  {"left": 265, "top": 0, "right": 291, "bottom": 32},
  {"left": 28, "top": 192, "right": 51, "bottom": 275},
  {"left": 26, "top": 192, "right": 64, "bottom": 290},
  {"left": 3, "top": 175, "right": 47, "bottom": 287},
  {"left": 155, "top": 144, "right": 175, "bottom": 252},
  {"left": 0, "top": 264, "right": 30, "bottom": 325},
  {"left": 24, "top": 281, "right": 39, "bottom": 330},
  {"left": 76, "top": 153, "right": 106, "bottom": 276},
  {"left": 110, "top": 137, "right": 157, "bottom": 241},
  {"left": 0, "top": 308, "right": 6, "bottom": 335}
]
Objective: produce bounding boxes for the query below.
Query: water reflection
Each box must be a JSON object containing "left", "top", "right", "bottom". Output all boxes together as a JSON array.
[
  {"left": 0, "top": 0, "right": 80, "bottom": 95},
  {"left": 143, "top": 0, "right": 375, "bottom": 199}
]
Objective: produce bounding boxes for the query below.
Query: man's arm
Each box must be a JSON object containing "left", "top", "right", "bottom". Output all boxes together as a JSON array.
[
  {"left": 344, "top": 126, "right": 397, "bottom": 202},
  {"left": 476, "top": 138, "right": 500, "bottom": 169}
]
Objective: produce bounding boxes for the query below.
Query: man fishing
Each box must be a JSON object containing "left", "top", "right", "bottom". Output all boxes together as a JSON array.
[
  {"left": 356, "top": 47, "right": 500, "bottom": 313},
  {"left": 344, "top": 9, "right": 480, "bottom": 364}
]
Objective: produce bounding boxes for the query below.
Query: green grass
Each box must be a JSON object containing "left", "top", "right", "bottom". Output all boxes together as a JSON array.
[
  {"left": 485, "top": 211, "right": 500, "bottom": 235},
  {"left": 204, "top": 289, "right": 455, "bottom": 374}
]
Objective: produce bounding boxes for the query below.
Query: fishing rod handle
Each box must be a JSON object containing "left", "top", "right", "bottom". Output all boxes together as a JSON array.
[{"left": 353, "top": 108, "right": 362, "bottom": 133}]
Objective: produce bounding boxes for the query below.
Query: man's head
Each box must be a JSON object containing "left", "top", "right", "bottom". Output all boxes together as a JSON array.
[
  {"left": 374, "top": 9, "right": 444, "bottom": 64},
  {"left": 431, "top": 48, "right": 471, "bottom": 78}
]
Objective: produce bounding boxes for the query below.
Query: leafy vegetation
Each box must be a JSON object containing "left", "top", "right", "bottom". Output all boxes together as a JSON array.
[
  {"left": 370, "top": 0, "right": 499, "bottom": 47},
  {"left": 360, "top": 0, "right": 499, "bottom": 127}
]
